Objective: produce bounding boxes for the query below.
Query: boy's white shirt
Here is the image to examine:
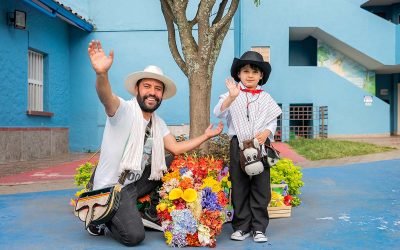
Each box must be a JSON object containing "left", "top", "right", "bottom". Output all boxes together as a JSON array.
[
  {"left": 214, "top": 83, "right": 278, "bottom": 139},
  {"left": 213, "top": 82, "right": 281, "bottom": 155}
]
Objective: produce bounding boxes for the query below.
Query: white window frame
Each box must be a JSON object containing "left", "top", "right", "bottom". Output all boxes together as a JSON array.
[{"left": 28, "top": 50, "right": 44, "bottom": 112}]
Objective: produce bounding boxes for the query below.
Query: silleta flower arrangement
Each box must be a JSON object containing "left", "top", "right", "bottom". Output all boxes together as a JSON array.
[{"left": 156, "top": 154, "right": 232, "bottom": 248}]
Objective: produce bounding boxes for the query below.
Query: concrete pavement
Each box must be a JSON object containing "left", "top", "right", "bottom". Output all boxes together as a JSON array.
[{"left": 1, "top": 159, "right": 399, "bottom": 249}]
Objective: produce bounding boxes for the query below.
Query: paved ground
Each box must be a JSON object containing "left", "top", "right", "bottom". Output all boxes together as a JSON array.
[
  {"left": 1, "top": 159, "right": 399, "bottom": 249},
  {"left": 0, "top": 136, "right": 399, "bottom": 249}
]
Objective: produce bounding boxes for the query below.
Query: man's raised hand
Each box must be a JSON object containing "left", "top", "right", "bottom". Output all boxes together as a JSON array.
[{"left": 88, "top": 40, "right": 114, "bottom": 75}]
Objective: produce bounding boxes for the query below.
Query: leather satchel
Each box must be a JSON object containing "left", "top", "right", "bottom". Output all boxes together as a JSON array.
[
  {"left": 74, "top": 119, "right": 152, "bottom": 229},
  {"left": 74, "top": 170, "right": 128, "bottom": 229}
]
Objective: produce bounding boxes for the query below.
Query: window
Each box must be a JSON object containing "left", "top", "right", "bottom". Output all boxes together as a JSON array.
[
  {"left": 251, "top": 46, "right": 270, "bottom": 62},
  {"left": 28, "top": 50, "right": 44, "bottom": 112}
]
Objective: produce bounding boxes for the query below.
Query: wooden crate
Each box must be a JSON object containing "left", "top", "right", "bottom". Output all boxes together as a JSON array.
[
  {"left": 267, "top": 205, "right": 292, "bottom": 218},
  {"left": 268, "top": 184, "right": 292, "bottom": 218}
]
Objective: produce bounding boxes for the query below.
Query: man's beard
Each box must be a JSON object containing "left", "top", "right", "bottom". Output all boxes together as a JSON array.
[{"left": 137, "top": 93, "right": 162, "bottom": 113}]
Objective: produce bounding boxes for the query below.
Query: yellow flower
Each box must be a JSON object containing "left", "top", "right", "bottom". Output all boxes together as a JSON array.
[
  {"left": 168, "top": 205, "right": 176, "bottom": 213},
  {"left": 162, "top": 170, "right": 180, "bottom": 182},
  {"left": 156, "top": 202, "right": 168, "bottom": 211},
  {"left": 75, "top": 189, "right": 86, "bottom": 197},
  {"left": 169, "top": 188, "right": 183, "bottom": 200},
  {"left": 182, "top": 188, "right": 197, "bottom": 203},
  {"left": 201, "top": 177, "right": 221, "bottom": 193},
  {"left": 165, "top": 231, "right": 173, "bottom": 245}
]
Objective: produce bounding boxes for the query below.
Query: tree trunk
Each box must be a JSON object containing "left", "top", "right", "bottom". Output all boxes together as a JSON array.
[{"left": 188, "top": 67, "right": 211, "bottom": 140}]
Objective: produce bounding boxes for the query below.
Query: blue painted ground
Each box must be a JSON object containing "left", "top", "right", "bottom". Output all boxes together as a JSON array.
[{"left": 1, "top": 159, "right": 399, "bottom": 250}]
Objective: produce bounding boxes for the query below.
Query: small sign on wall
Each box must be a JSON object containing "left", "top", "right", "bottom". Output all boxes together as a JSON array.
[
  {"left": 251, "top": 46, "right": 270, "bottom": 62},
  {"left": 364, "top": 95, "right": 373, "bottom": 106},
  {"left": 380, "top": 89, "right": 389, "bottom": 96}
]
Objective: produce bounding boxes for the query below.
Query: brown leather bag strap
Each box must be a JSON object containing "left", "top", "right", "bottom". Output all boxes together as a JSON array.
[
  {"left": 87, "top": 118, "right": 153, "bottom": 189},
  {"left": 85, "top": 149, "right": 101, "bottom": 191}
]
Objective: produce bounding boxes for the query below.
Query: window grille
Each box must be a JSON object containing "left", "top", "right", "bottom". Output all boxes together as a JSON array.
[
  {"left": 28, "top": 50, "right": 44, "bottom": 111},
  {"left": 277, "top": 104, "right": 328, "bottom": 141}
]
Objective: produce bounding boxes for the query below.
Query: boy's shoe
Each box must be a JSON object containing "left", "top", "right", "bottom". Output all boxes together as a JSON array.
[
  {"left": 230, "top": 230, "right": 250, "bottom": 241},
  {"left": 86, "top": 224, "right": 106, "bottom": 236},
  {"left": 253, "top": 231, "right": 268, "bottom": 242}
]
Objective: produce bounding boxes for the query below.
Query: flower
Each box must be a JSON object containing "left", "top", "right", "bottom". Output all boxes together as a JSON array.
[
  {"left": 156, "top": 155, "right": 231, "bottom": 247},
  {"left": 169, "top": 188, "right": 183, "bottom": 200},
  {"left": 182, "top": 188, "right": 197, "bottom": 203}
]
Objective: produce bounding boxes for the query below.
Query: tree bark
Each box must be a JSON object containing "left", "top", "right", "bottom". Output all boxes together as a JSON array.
[
  {"left": 160, "top": 0, "right": 239, "bottom": 147},
  {"left": 188, "top": 67, "right": 211, "bottom": 139}
]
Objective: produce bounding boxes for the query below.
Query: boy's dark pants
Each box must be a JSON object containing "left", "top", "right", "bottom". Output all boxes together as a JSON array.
[{"left": 229, "top": 136, "right": 271, "bottom": 233}]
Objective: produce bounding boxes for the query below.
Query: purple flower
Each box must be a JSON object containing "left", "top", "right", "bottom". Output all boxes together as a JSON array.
[
  {"left": 172, "top": 233, "right": 187, "bottom": 248},
  {"left": 179, "top": 167, "right": 189, "bottom": 175},
  {"left": 201, "top": 188, "right": 222, "bottom": 211}
]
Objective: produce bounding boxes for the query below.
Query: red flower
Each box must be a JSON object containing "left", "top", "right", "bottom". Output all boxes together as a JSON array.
[
  {"left": 217, "top": 191, "right": 229, "bottom": 207},
  {"left": 158, "top": 210, "right": 172, "bottom": 221},
  {"left": 284, "top": 195, "right": 293, "bottom": 206},
  {"left": 186, "top": 232, "right": 201, "bottom": 246}
]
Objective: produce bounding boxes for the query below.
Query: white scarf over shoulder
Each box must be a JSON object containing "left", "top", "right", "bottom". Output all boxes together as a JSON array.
[
  {"left": 229, "top": 83, "right": 282, "bottom": 142},
  {"left": 119, "top": 98, "right": 167, "bottom": 180}
]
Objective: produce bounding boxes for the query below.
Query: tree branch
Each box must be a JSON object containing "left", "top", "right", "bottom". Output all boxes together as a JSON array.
[
  {"left": 160, "top": 0, "right": 188, "bottom": 76},
  {"left": 208, "top": 19, "right": 231, "bottom": 79},
  {"left": 212, "top": 0, "right": 228, "bottom": 25},
  {"left": 188, "top": 2, "right": 201, "bottom": 29},
  {"left": 210, "top": 0, "right": 239, "bottom": 34}
]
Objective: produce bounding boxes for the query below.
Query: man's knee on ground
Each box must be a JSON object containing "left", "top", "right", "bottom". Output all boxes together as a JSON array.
[{"left": 120, "top": 229, "right": 145, "bottom": 247}]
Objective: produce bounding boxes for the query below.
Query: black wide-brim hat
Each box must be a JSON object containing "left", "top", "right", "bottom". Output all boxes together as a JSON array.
[{"left": 230, "top": 51, "right": 272, "bottom": 85}]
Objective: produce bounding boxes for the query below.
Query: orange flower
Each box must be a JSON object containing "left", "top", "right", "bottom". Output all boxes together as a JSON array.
[
  {"left": 179, "top": 177, "right": 194, "bottom": 189},
  {"left": 138, "top": 194, "right": 151, "bottom": 203}
]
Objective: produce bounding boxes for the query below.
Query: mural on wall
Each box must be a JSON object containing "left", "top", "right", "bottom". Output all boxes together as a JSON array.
[{"left": 317, "top": 41, "right": 375, "bottom": 95}]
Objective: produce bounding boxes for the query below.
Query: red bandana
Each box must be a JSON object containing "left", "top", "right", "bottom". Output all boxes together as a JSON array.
[{"left": 240, "top": 87, "right": 263, "bottom": 95}]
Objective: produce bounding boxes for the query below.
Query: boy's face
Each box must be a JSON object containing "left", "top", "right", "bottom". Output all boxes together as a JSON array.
[{"left": 237, "top": 64, "right": 263, "bottom": 89}]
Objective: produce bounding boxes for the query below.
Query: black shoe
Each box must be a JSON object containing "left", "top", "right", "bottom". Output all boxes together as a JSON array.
[
  {"left": 141, "top": 207, "right": 163, "bottom": 231},
  {"left": 86, "top": 224, "right": 106, "bottom": 236}
]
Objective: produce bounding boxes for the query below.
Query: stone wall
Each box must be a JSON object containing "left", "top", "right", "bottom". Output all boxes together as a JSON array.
[{"left": 0, "top": 128, "right": 68, "bottom": 163}]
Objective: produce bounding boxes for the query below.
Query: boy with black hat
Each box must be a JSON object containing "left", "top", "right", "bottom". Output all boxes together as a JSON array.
[{"left": 213, "top": 51, "right": 282, "bottom": 242}]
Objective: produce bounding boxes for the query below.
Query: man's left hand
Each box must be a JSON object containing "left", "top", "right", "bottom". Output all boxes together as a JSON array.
[{"left": 204, "top": 121, "right": 224, "bottom": 139}]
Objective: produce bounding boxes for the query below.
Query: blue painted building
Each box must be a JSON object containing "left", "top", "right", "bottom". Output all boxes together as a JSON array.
[{"left": 1, "top": 0, "right": 399, "bottom": 162}]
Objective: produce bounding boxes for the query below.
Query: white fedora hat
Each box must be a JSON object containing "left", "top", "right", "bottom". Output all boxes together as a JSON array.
[{"left": 124, "top": 65, "right": 177, "bottom": 99}]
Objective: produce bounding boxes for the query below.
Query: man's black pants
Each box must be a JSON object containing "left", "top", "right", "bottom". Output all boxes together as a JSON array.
[{"left": 106, "top": 156, "right": 172, "bottom": 246}]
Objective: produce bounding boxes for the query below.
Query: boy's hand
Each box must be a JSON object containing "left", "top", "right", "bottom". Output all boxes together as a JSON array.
[
  {"left": 88, "top": 40, "right": 114, "bottom": 75},
  {"left": 204, "top": 121, "right": 224, "bottom": 139},
  {"left": 255, "top": 130, "right": 271, "bottom": 145},
  {"left": 225, "top": 78, "right": 240, "bottom": 98}
]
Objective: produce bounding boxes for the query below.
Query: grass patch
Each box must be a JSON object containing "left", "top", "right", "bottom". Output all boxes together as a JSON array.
[{"left": 288, "top": 138, "right": 394, "bottom": 160}]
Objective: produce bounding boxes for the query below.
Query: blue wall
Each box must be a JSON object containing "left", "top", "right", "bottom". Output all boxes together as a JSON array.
[
  {"left": 238, "top": 0, "right": 391, "bottom": 136},
  {"left": 2, "top": 0, "right": 399, "bottom": 154},
  {"left": 68, "top": 0, "right": 234, "bottom": 151},
  {"left": 0, "top": 0, "right": 71, "bottom": 128}
]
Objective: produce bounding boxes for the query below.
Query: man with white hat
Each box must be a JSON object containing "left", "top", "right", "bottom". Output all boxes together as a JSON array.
[{"left": 86, "top": 40, "right": 223, "bottom": 246}]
